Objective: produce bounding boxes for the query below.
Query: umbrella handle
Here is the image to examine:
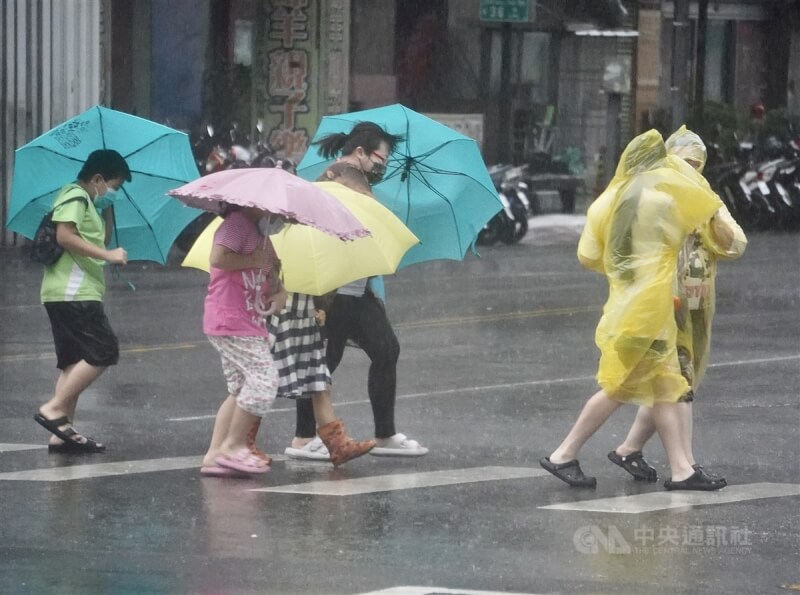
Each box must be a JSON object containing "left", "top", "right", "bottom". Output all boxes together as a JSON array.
[{"left": 111, "top": 265, "right": 137, "bottom": 291}]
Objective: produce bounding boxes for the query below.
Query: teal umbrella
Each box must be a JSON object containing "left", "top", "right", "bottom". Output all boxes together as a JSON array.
[
  {"left": 6, "top": 105, "right": 203, "bottom": 264},
  {"left": 297, "top": 104, "right": 502, "bottom": 268}
]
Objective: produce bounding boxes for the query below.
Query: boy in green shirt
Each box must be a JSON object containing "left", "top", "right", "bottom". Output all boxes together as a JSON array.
[{"left": 34, "top": 150, "right": 131, "bottom": 452}]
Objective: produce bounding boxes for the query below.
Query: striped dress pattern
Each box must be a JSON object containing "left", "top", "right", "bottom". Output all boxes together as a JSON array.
[{"left": 268, "top": 292, "right": 331, "bottom": 398}]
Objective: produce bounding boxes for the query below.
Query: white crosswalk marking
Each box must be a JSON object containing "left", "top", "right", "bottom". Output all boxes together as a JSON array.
[
  {"left": 0, "top": 453, "right": 291, "bottom": 482},
  {"left": 2, "top": 449, "right": 798, "bottom": 523},
  {"left": 251, "top": 466, "right": 549, "bottom": 496},
  {"left": 0, "top": 456, "right": 204, "bottom": 481},
  {"left": 0, "top": 443, "right": 47, "bottom": 453},
  {"left": 539, "top": 482, "right": 800, "bottom": 514}
]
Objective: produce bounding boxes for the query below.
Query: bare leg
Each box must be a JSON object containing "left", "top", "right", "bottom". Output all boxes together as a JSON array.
[
  {"left": 48, "top": 368, "right": 79, "bottom": 445},
  {"left": 39, "top": 361, "right": 106, "bottom": 441},
  {"left": 679, "top": 402, "right": 695, "bottom": 466},
  {"left": 652, "top": 402, "right": 694, "bottom": 481},
  {"left": 290, "top": 437, "right": 314, "bottom": 448},
  {"left": 311, "top": 389, "right": 336, "bottom": 427},
  {"left": 219, "top": 405, "right": 260, "bottom": 455},
  {"left": 290, "top": 388, "right": 334, "bottom": 449},
  {"left": 550, "top": 389, "right": 621, "bottom": 463},
  {"left": 202, "top": 396, "right": 236, "bottom": 466},
  {"left": 246, "top": 418, "right": 261, "bottom": 451},
  {"left": 616, "top": 406, "right": 657, "bottom": 456}
]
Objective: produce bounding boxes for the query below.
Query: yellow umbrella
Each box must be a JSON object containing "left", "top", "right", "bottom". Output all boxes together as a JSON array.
[{"left": 182, "top": 181, "right": 419, "bottom": 295}]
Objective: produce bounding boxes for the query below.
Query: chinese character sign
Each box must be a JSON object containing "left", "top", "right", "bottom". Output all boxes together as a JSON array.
[{"left": 262, "top": 0, "right": 319, "bottom": 163}]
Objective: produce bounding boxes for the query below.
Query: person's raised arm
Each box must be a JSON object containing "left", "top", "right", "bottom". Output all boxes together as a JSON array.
[
  {"left": 701, "top": 205, "right": 747, "bottom": 259},
  {"left": 56, "top": 222, "right": 127, "bottom": 265}
]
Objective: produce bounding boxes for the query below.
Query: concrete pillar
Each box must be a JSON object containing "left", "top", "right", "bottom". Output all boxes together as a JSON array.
[{"left": 670, "top": 0, "right": 690, "bottom": 129}]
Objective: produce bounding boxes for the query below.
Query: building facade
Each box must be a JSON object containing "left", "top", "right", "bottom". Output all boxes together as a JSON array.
[{"left": 3, "top": 0, "right": 798, "bottom": 246}]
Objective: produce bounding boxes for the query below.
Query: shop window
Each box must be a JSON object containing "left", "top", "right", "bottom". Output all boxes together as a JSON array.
[
  {"left": 519, "top": 33, "right": 551, "bottom": 104},
  {"left": 704, "top": 20, "right": 734, "bottom": 103}
]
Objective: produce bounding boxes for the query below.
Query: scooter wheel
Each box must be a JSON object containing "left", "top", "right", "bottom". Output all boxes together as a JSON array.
[
  {"left": 499, "top": 207, "right": 528, "bottom": 244},
  {"left": 477, "top": 217, "right": 502, "bottom": 245}
]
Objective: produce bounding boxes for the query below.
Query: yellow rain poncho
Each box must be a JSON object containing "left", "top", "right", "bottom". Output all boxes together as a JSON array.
[
  {"left": 578, "top": 129, "right": 723, "bottom": 406},
  {"left": 666, "top": 126, "right": 747, "bottom": 389}
]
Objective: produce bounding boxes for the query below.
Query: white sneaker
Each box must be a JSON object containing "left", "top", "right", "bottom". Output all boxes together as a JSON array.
[
  {"left": 370, "top": 433, "right": 428, "bottom": 457},
  {"left": 284, "top": 436, "right": 331, "bottom": 461}
]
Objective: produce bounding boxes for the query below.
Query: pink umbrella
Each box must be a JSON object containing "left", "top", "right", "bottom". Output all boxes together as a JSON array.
[{"left": 167, "top": 168, "right": 369, "bottom": 241}]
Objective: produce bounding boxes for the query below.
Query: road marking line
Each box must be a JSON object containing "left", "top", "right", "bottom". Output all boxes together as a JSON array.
[
  {"left": 356, "top": 588, "right": 540, "bottom": 595},
  {"left": 0, "top": 454, "right": 287, "bottom": 482},
  {"left": 0, "top": 443, "right": 47, "bottom": 453},
  {"left": 167, "top": 351, "right": 800, "bottom": 421},
  {"left": 167, "top": 375, "right": 598, "bottom": 421},
  {"left": 0, "top": 304, "right": 602, "bottom": 364},
  {"left": 539, "top": 482, "right": 800, "bottom": 514},
  {"left": 398, "top": 305, "right": 600, "bottom": 329},
  {"left": 708, "top": 354, "right": 800, "bottom": 368},
  {"left": 250, "top": 466, "right": 549, "bottom": 496},
  {"left": 0, "top": 341, "right": 200, "bottom": 363}
]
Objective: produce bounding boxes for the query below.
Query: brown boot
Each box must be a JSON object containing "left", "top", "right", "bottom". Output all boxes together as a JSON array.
[{"left": 317, "top": 419, "right": 376, "bottom": 467}]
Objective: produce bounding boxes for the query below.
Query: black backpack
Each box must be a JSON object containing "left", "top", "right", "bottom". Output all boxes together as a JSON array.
[{"left": 31, "top": 195, "right": 89, "bottom": 265}]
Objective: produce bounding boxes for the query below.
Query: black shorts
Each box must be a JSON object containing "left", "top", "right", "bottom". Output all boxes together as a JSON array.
[{"left": 44, "top": 301, "right": 119, "bottom": 369}]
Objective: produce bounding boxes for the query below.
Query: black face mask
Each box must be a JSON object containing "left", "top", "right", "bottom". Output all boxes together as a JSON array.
[{"left": 366, "top": 161, "right": 386, "bottom": 185}]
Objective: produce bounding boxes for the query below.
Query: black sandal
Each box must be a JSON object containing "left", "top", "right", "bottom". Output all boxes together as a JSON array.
[
  {"left": 48, "top": 440, "right": 105, "bottom": 453},
  {"left": 608, "top": 450, "right": 658, "bottom": 482},
  {"left": 692, "top": 463, "right": 722, "bottom": 479},
  {"left": 34, "top": 413, "right": 106, "bottom": 453},
  {"left": 540, "top": 457, "right": 597, "bottom": 488},
  {"left": 664, "top": 468, "right": 727, "bottom": 491}
]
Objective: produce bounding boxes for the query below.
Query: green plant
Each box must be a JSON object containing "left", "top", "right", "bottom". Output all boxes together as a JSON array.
[
  {"left": 688, "top": 101, "right": 743, "bottom": 156},
  {"left": 762, "top": 108, "right": 800, "bottom": 141}
]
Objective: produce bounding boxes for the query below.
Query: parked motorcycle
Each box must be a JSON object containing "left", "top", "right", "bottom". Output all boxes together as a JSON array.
[
  {"left": 707, "top": 135, "right": 800, "bottom": 232},
  {"left": 477, "top": 164, "right": 530, "bottom": 245}
]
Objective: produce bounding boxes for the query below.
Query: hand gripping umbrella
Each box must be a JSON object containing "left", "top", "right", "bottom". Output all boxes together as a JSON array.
[
  {"left": 6, "top": 105, "right": 203, "bottom": 263},
  {"left": 297, "top": 104, "right": 503, "bottom": 268}
]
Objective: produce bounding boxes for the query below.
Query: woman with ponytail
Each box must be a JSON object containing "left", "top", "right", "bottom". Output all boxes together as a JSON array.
[{"left": 284, "top": 122, "right": 429, "bottom": 460}]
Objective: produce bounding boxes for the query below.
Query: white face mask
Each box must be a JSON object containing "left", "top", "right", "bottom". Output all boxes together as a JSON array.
[{"left": 259, "top": 215, "right": 285, "bottom": 236}]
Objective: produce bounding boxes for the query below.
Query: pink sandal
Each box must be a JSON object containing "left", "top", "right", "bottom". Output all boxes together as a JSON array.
[
  {"left": 215, "top": 448, "right": 271, "bottom": 474},
  {"left": 200, "top": 466, "right": 251, "bottom": 478}
]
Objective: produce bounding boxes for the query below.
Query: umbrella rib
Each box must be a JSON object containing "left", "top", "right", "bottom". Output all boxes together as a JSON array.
[
  {"left": 18, "top": 172, "right": 195, "bottom": 228},
  {"left": 12, "top": 185, "right": 77, "bottom": 209},
  {"left": 98, "top": 107, "right": 107, "bottom": 149},
  {"left": 379, "top": 139, "right": 493, "bottom": 194},
  {"left": 17, "top": 145, "right": 85, "bottom": 166},
  {"left": 406, "top": 166, "right": 464, "bottom": 254},
  {"left": 128, "top": 169, "right": 195, "bottom": 185},
  {"left": 117, "top": 186, "right": 167, "bottom": 262},
  {"left": 123, "top": 133, "right": 178, "bottom": 161},
  {"left": 398, "top": 138, "right": 478, "bottom": 165}
]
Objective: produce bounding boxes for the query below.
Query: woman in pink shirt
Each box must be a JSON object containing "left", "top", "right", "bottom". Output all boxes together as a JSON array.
[{"left": 200, "top": 204, "right": 287, "bottom": 476}]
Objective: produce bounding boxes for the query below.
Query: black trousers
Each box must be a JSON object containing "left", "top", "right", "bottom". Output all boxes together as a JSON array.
[{"left": 295, "top": 291, "right": 400, "bottom": 439}]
